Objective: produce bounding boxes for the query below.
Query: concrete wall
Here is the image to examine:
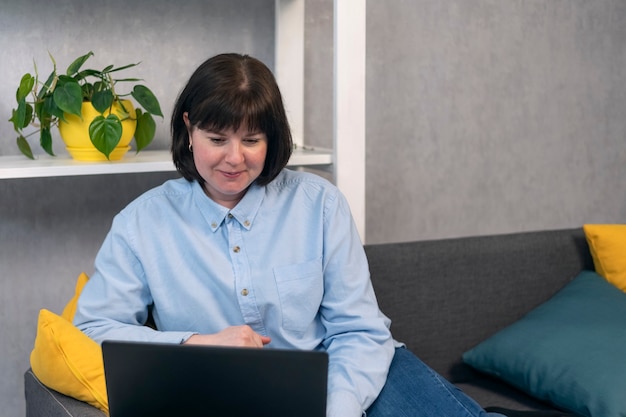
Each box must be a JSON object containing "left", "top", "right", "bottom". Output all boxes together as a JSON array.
[
  {"left": 1, "top": 0, "right": 625, "bottom": 415},
  {"left": 366, "top": 0, "right": 626, "bottom": 242}
]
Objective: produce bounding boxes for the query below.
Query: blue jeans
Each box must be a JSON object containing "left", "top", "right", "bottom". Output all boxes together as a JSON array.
[{"left": 366, "top": 347, "right": 504, "bottom": 417}]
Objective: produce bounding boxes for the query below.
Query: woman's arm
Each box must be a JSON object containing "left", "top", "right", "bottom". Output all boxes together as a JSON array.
[
  {"left": 73, "top": 213, "right": 194, "bottom": 344},
  {"left": 319, "top": 190, "right": 395, "bottom": 417}
]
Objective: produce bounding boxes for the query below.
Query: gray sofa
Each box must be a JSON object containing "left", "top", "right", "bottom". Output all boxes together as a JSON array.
[{"left": 24, "top": 227, "right": 592, "bottom": 416}]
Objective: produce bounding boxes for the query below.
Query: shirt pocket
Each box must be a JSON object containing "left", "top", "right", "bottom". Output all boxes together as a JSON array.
[{"left": 273, "top": 258, "right": 324, "bottom": 333}]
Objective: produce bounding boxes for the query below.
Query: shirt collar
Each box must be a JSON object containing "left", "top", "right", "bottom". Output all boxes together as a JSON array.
[{"left": 192, "top": 180, "right": 264, "bottom": 232}]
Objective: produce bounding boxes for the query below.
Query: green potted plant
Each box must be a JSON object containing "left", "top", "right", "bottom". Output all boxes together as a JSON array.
[{"left": 9, "top": 51, "right": 163, "bottom": 161}]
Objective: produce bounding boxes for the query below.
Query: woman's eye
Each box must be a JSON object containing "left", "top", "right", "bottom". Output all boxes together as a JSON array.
[
  {"left": 210, "top": 137, "right": 226, "bottom": 144},
  {"left": 243, "top": 138, "right": 260, "bottom": 145}
]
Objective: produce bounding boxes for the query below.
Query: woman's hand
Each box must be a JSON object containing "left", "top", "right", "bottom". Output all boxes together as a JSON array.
[{"left": 184, "top": 325, "right": 271, "bottom": 348}]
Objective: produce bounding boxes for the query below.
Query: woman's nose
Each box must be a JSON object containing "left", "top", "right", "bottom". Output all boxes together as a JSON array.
[{"left": 224, "top": 141, "right": 244, "bottom": 165}]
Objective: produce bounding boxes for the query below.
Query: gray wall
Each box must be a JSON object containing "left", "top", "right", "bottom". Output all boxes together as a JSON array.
[
  {"left": 366, "top": 0, "right": 626, "bottom": 242},
  {"left": 1, "top": 0, "right": 625, "bottom": 415}
]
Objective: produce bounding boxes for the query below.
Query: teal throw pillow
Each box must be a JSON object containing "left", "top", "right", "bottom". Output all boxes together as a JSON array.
[{"left": 463, "top": 270, "right": 626, "bottom": 417}]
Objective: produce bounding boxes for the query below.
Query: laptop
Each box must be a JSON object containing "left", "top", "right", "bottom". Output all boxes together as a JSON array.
[{"left": 102, "top": 340, "right": 328, "bottom": 417}]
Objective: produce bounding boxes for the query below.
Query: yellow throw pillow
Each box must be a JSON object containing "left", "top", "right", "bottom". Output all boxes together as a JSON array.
[
  {"left": 61, "top": 271, "right": 90, "bottom": 321},
  {"left": 583, "top": 224, "right": 626, "bottom": 291},
  {"left": 30, "top": 308, "right": 108, "bottom": 414}
]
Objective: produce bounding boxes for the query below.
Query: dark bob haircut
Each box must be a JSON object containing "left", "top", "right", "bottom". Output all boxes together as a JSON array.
[{"left": 171, "top": 53, "right": 293, "bottom": 186}]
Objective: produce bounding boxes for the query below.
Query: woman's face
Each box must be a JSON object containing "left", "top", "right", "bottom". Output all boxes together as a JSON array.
[{"left": 184, "top": 113, "right": 268, "bottom": 208}]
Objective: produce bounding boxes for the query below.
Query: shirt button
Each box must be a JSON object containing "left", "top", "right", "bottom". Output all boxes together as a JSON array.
[
  {"left": 211, "top": 222, "right": 217, "bottom": 228},
  {"left": 241, "top": 288, "right": 249, "bottom": 296},
  {"left": 233, "top": 246, "right": 241, "bottom": 253},
  {"left": 244, "top": 220, "right": 250, "bottom": 227},
  {"left": 228, "top": 213, "right": 234, "bottom": 219}
]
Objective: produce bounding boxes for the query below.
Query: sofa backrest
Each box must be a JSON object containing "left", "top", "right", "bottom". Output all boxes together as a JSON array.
[{"left": 364, "top": 227, "right": 594, "bottom": 381}]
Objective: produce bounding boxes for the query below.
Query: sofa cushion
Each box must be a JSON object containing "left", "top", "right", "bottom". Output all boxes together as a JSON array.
[
  {"left": 29, "top": 272, "right": 108, "bottom": 414},
  {"left": 583, "top": 224, "right": 626, "bottom": 291},
  {"left": 61, "top": 271, "right": 89, "bottom": 321},
  {"left": 30, "top": 308, "right": 108, "bottom": 413},
  {"left": 463, "top": 270, "right": 626, "bottom": 417}
]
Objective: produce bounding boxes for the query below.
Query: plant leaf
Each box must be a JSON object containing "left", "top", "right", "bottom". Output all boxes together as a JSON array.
[
  {"left": 34, "top": 100, "right": 44, "bottom": 122},
  {"left": 93, "top": 81, "right": 106, "bottom": 93},
  {"left": 12, "top": 100, "right": 29, "bottom": 130},
  {"left": 42, "top": 95, "right": 65, "bottom": 122},
  {"left": 131, "top": 85, "right": 163, "bottom": 117},
  {"left": 76, "top": 69, "right": 102, "bottom": 80},
  {"left": 8, "top": 109, "right": 18, "bottom": 131},
  {"left": 9, "top": 106, "right": 31, "bottom": 131},
  {"left": 53, "top": 82, "right": 83, "bottom": 118},
  {"left": 81, "top": 83, "right": 95, "bottom": 101},
  {"left": 56, "top": 74, "right": 77, "bottom": 86},
  {"left": 17, "top": 135, "right": 34, "bottom": 159},
  {"left": 134, "top": 110, "right": 156, "bottom": 152},
  {"left": 91, "top": 90, "right": 114, "bottom": 113},
  {"left": 108, "top": 62, "right": 139, "bottom": 73},
  {"left": 66, "top": 51, "right": 94, "bottom": 76},
  {"left": 89, "top": 115, "right": 122, "bottom": 159},
  {"left": 17, "top": 74, "right": 35, "bottom": 102},
  {"left": 23, "top": 104, "right": 33, "bottom": 128},
  {"left": 40, "top": 126, "right": 54, "bottom": 156},
  {"left": 12, "top": 102, "right": 34, "bottom": 131},
  {"left": 114, "top": 77, "right": 142, "bottom": 82},
  {"left": 37, "top": 72, "right": 56, "bottom": 100}
]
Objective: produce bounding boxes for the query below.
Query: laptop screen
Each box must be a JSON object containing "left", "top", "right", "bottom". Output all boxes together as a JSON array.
[{"left": 102, "top": 340, "right": 328, "bottom": 417}]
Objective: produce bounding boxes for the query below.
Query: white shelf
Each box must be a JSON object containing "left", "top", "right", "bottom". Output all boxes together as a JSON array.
[{"left": 0, "top": 147, "right": 333, "bottom": 179}]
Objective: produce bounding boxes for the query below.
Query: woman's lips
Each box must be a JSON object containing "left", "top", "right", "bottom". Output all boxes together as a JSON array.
[{"left": 220, "top": 170, "right": 242, "bottom": 179}]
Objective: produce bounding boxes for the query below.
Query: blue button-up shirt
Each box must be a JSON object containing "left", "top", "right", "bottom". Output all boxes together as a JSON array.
[{"left": 74, "top": 169, "right": 395, "bottom": 417}]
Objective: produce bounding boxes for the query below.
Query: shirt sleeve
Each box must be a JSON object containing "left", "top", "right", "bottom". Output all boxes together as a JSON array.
[
  {"left": 319, "top": 189, "right": 395, "bottom": 417},
  {"left": 73, "top": 212, "right": 195, "bottom": 345}
]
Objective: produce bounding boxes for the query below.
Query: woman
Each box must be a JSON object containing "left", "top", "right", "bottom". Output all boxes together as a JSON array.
[{"left": 74, "top": 53, "right": 554, "bottom": 417}]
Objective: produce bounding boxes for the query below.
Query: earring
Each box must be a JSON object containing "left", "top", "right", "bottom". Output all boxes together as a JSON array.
[{"left": 188, "top": 142, "right": 193, "bottom": 152}]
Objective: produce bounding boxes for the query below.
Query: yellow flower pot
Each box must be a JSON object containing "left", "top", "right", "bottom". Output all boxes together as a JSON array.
[{"left": 58, "top": 100, "right": 137, "bottom": 161}]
